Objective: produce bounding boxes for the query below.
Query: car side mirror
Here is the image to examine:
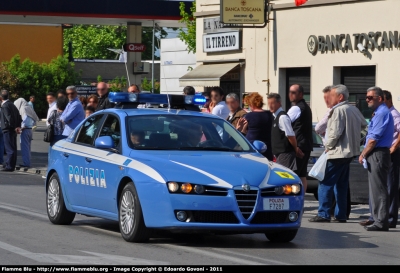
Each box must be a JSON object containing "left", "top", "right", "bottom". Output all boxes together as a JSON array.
[
  {"left": 253, "top": 140, "right": 267, "bottom": 154},
  {"left": 95, "top": 136, "right": 115, "bottom": 150}
]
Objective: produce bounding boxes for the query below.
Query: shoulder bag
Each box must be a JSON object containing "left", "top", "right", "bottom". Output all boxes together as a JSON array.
[{"left": 44, "top": 110, "right": 57, "bottom": 143}]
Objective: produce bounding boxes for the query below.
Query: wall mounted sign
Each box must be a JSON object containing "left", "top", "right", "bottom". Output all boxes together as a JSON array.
[
  {"left": 76, "top": 86, "right": 97, "bottom": 97},
  {"left": 123, "top": 43, "right": 146, "bottom": 52},
  {"left": 204, "top": 16, "right": 241, "bottom": 33},
  {"left": 308, "top": 31, "right": 400, "bottom": 55},
  {"left": 203, "top": 31, "right": 241, "bottom": 53},
  {"left": 221, "top": 0, "right": 265, "bottom": 24}
]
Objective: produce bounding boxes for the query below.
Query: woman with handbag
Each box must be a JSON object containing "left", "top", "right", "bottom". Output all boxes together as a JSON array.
[{"left": 48, "top": 97, "right": 69, "bottom": 146}]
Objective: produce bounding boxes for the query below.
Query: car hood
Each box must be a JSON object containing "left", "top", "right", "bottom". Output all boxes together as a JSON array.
[{"left": 129, "top": 151, "right": 297, "bottom": 189}]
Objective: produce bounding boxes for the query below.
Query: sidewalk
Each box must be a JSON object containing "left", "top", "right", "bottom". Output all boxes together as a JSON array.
[{"left": 15, "top": 121, "right": 49, "bottom": 175}]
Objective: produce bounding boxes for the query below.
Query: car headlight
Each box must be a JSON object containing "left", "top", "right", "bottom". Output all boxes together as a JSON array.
[
  {"left": 194, "top": 185, "right": 205, "bottom": 194},
  {"left": 181, "top": 183, "right": 193, "bottom": 193},
  {"left": 291, "top": 184, "right": 301, "bottom": 194},
  {"left": 274, "top": 184, "right": 301, "bottom": 195},
  {"left": 167, "top": 182, "right": 179, "bottom": 193}
]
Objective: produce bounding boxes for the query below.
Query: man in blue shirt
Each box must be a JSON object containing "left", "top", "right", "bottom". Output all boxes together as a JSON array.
[
  {"left": 60, "top": 86, "right": 85, "bottom": 137},
  {"left": 359, "top": 87, "right": 394, "bottom": 231}
]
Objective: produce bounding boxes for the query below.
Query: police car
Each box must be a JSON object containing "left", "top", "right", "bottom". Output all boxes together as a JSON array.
[{"left": 46, "top": 93, "right": 304, "bottom": 243}]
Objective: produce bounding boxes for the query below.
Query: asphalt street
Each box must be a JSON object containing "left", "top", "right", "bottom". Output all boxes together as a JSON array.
[{"left": 0, "top": 122, "right": 399, "bottom": 265}]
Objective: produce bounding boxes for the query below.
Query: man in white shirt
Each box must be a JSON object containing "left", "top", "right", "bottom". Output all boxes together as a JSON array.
[
  {"left": 46, "top": 92, "right": 57, "bottom": 126},
  {"left": 209, "top": 87, "right": 230, "bottom": 119},
  {"left": 267, "top": 93, "right": 299, "bottom": 171}
]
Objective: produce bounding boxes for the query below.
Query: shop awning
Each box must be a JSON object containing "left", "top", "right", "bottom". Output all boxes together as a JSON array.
[{"left": 179, "top": 63, "right": 239, "bottom": 87}]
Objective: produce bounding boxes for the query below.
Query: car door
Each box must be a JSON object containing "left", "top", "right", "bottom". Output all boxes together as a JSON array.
[
  {"left": 84, "top": 114, "right": 122, "bottom": 213},
  {"left": 65, "top": 114, "right": 105, "bottom": 208}
]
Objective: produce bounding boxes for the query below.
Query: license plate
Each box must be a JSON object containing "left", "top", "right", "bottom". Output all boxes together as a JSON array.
[{"left": 263, "top": 198, "right": 289, "bottom": 210}]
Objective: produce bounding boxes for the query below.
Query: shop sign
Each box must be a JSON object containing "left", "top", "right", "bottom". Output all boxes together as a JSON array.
[
  {"left": 76, "top": 86, "right": 97, "bottom": 97},
  {"left": 308, "top": 31, "right": 400, "bottom": 55},
  {"left": 221, "top": 0, "right": 265, "bottom": 24},
  {"left": 123, "top": 43, "right": 146, "bottom": 52},
  {"left": 203, "top": 31, "right": 241, "bottom": 53},
  {"left": 204, "top": 16, "right": 241, "bottom": 34}
]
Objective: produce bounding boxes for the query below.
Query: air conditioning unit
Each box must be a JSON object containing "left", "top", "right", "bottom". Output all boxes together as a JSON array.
[{"left": 133, "top": 62, "right": 150, "bottom": 74}]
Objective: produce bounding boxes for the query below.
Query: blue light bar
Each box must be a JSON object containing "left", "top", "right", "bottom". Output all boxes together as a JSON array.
[{"left": 109, "top": 92, "right": 207, "bottom": 106}]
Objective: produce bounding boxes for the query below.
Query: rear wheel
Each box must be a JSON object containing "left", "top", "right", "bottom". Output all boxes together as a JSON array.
[
  {"left": 265, "top": 230, "right": 298, "bottom": 243},
  {"left": 119, "top": 183, "right": 150, "bottom": 242},
  {"left": 46, "top": 173, "right": 75, "bottom": 225}
]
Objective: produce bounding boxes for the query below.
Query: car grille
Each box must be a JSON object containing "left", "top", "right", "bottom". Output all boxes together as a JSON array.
[
  {"left": 190, "top": 211, "right": 239, "bottom": 224},
  {"left": 250, "top": 211, "right": 300, "bottom": 224},
  {"left": 234, "top": 190, "right": 258, "bottom": 219}
]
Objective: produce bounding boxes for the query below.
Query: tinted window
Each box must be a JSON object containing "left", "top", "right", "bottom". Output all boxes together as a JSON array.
[
  {"left": 127, "top": 115, "right": 252, "bottom": 152},
  {"left": 99, "top": 115, "right": 121, "bottom": 148},
  {"left": 76, "top": 115, "right": 104, "bottom": 145}
]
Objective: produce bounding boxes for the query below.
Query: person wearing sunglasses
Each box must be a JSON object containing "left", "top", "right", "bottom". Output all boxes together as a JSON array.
[
  {"left": 96, "top": 82, "right": 114, "bottom": 111},
  {"left": 359, "top": 87, "right": 394, "bottom": 231},
  {"left": 60, "top": 86, "right": 85, "bottom": 138}
]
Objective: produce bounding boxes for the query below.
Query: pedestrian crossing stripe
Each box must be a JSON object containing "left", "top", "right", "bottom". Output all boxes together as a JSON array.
[{"left": 275, "top": 171, "right": 295, "bottom": 179}]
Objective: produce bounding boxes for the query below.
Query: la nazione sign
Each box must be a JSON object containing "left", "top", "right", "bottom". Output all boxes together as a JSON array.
[{"left": 221, "top": 0, "right": 265, "bottom": 24}]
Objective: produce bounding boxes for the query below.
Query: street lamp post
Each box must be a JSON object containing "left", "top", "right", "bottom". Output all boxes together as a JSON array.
[{"left": 151, "top": 21, "right": 155, "bottom": 93}]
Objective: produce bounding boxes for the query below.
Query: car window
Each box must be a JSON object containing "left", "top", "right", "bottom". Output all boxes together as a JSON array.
[
  {"left": 127, "top": 115, "right": 253, "bottom": 152},
  {"left": 99, "top": 115, "right": 121, "bottom": 148},
  {"left": 75, "top": 115, "right": 104, "bottom": 146}
]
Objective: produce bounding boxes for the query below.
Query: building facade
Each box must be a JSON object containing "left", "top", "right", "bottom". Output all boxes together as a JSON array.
[{"left": 187, "top": 0, "right": 400, "bottom": 121}]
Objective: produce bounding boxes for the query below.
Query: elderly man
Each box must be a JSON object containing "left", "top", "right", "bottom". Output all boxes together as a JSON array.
[
  {"left": 60, "top": 86, "right": 85, "bottom": 137},
  {"left": 267, "top": 93, "right": 298, "bottom": 171},
  {"left": 128, "top": 84, "right": 141, "bottom": 94},
  {"left": 359, "top": 87, "right": 394, "bottom": 231},
  {"left": 0, "top": 90, "right": 22, "bottom": 172},
  {"left": 226, "top": 93, "right": 247, "bottom": 129},
  {"left": 315, "top": 86, "right": 334, "bottom": 140},
  {"left": 96, "top": 82, "right": 114, "bottom": 111},
  {"left": 360, "top": 90, "right": 399, "bottom": 229},
  {"left": 309, "top": 85, "right": 367, "bottom": 223}
]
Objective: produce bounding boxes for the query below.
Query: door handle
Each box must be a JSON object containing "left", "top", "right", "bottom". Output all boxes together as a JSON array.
[
  {"left": 63, "top": 152, "right": 69, "bottom": 158},
  {"left": 85, "top": 157, "right": 92, "bottom": 163}
]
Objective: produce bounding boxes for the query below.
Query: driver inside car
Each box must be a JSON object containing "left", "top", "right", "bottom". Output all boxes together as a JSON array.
[{"left": 130, "top": 131, "right": 145, "bottom": 146}]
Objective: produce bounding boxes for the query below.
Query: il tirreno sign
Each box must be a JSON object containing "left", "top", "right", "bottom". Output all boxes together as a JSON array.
[
  {"left": 308, "top": 31, "right": 400, "bottom": 55},
  {"left": 203, "top": 31, "right": 241, "bottom": 53},
  {"left": 221, "top": 0, "right": 265, "bottom": 24}
]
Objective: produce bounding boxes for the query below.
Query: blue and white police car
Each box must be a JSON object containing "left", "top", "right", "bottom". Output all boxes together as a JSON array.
[{"left": 46, "top": 93, "right": 304, "bottom": 243}]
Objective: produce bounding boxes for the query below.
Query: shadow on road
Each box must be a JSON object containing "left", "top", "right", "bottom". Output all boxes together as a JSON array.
[{"left": 71, "top": 218, "right": 387, "bottom": 250}]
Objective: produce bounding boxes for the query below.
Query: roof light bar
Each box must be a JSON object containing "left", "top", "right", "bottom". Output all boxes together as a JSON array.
[{"left": 108, "top": 92, "right": 207, "bottom": 106}]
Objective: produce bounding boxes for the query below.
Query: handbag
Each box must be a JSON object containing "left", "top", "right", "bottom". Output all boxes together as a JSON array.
[
  {"left": 43, "top": 110, "right": 57, "bottom": 143},
  {"left": 308, "top": 152, "right": 328, "bottom": 181}
]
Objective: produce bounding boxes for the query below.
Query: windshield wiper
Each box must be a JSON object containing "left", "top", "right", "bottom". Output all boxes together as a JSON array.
[{"left": 179, "top": 147, "right": 237, "bottom": 152}]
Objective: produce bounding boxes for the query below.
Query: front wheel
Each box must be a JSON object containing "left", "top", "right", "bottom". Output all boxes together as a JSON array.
[
  {"left": 119, "top": 183, "right": 150, "bottom": 242},
  {"left": 46, "top": 173, "right": 75, "bottom": 225},
  {"left": 265, "top": 229, "right": 298, "bottom": 243}
]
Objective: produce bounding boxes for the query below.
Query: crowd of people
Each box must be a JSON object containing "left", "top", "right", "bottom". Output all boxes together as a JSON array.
[{"left": 0, "top": 82, "right": 398, "bottom": 231}]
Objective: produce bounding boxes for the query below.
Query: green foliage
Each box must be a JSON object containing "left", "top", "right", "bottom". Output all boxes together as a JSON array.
[
  {"left": 141, "top": 77, "right": 160, "bottom": 94},
  {"left": 108, "top": 76, "right": 127, "bottom": 92},
  {"left": 178, "top": 1, "right": 196, "bottom": 53},
  {"left": 63, "top": 25, "right": 172, "bottom": 61},
  {"left": 97, "top": 75, "right": 103, "bottom": 83},
  {"left": 0, "top": 54, "right": 80, "bottom": 117}
]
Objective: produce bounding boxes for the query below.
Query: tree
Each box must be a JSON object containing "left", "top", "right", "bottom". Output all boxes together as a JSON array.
[
  {"left": 63, "top": 25, "right": 171, "bottom": 60},
  {"left": 0, "top": 55, "right": 80, "bottom": 117},
  {"left": 178, "top": 1, "right": 196, "bottom": 54}
]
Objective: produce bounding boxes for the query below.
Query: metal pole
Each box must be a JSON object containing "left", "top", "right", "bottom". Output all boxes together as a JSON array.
[{"left": 151, "top": 20, "right": 155, "bottom": 93}]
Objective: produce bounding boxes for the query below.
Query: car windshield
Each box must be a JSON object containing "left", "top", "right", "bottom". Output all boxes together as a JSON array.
[{"left": 127, "top": 115, "right": 253, "bottom": 152}]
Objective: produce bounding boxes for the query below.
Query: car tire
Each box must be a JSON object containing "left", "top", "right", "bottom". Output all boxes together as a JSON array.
[
  {"left": 119, "top": 183, "right": 150, "bottom": 243},
  {"left": 46, "top": 173, "right": 75, "bottom": 225},
  {"left": 265, "top": 229, "right": 298, "bottom": 243}
]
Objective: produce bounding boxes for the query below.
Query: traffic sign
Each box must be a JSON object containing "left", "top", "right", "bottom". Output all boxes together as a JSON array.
[{"left": 123, "top": 43, "right": 147, "bottom": 52}]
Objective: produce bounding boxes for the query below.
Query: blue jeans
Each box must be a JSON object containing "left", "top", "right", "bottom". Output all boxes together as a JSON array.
[
  {"left": 20, "top": 129, "right": 33, "bottom": 167},
  {"left": 0, "top": 128, "right": 4, "bottom": 164},
  {"left": 318, "top": 158, "right": 352, "bottom": 220}
]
